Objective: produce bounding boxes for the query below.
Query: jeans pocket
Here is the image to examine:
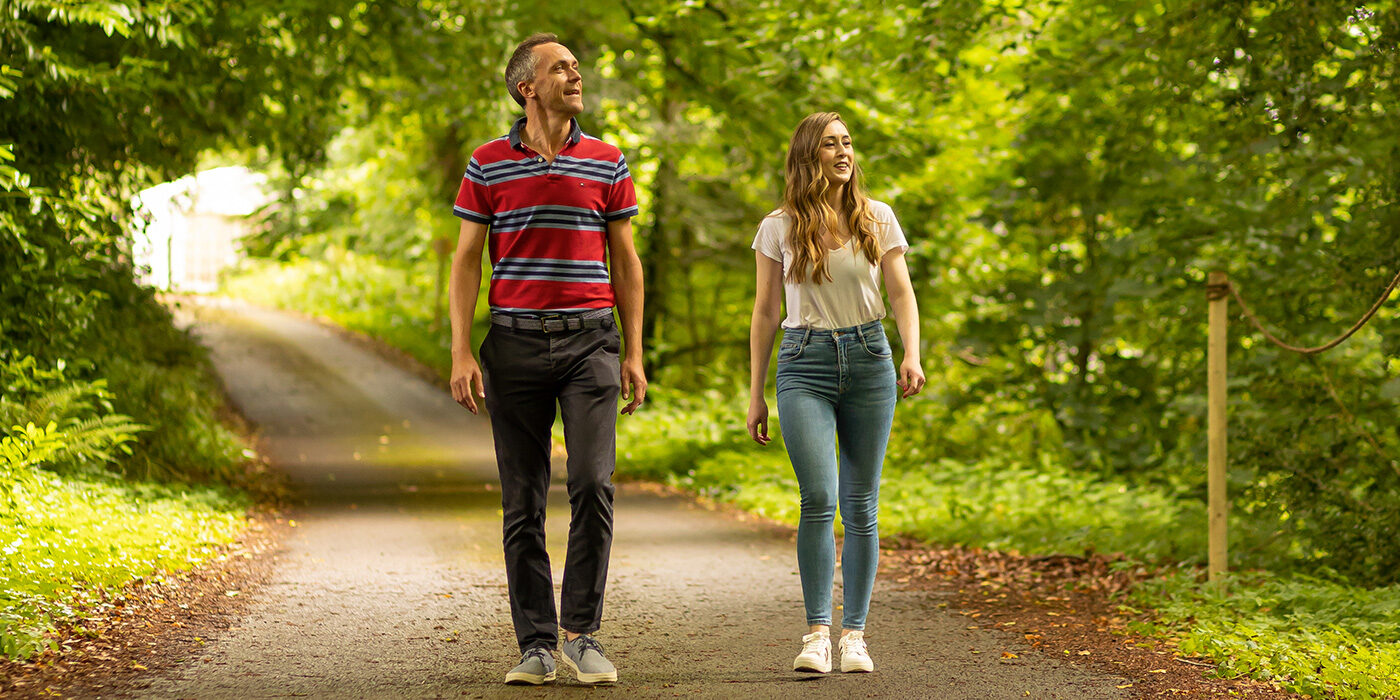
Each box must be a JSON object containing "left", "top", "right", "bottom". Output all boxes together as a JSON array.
[
  {"left": 860, "top": 334, "right": 893, "bottom": 360},
  {"left": 777, "top": 336, "right": 808, "bottom": 362}
]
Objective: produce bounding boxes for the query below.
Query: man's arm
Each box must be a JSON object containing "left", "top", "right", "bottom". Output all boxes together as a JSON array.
[
  {"left": 606, "top": 218, "right": 646, "bottom": 414},
  {"left": 449, "top": 219, "right": 490, "bottom": 413}
]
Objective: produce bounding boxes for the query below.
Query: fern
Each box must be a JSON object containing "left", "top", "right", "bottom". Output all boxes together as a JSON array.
[
  {"left": 0, "top": 380, "right": 145, "bottom": 479},
  {"left": 47, "top": 413, "right": 143, "bottom": 474},
  {"left": 0, "top": 422, "right": 62, "bottom": 508},
  {"left": 19, "top": 380, "right": 95, "bottom": 425}
]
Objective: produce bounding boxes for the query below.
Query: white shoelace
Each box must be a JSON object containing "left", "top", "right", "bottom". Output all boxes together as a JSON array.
[
  {"left": 840, "top": 632, "right": 868, "bottom": 658},
  {"left": 801, "top": 633, "right": 830, "bottom": 658}
]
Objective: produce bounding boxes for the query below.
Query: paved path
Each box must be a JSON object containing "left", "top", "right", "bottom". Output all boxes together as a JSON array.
[{"left": 140, "top": 300, "right": 1128, "bottom": 699}]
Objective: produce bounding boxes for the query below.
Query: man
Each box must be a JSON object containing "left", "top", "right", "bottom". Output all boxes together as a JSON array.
[{"left": 447, "top": 33, "right": 646, "bottom": 686}]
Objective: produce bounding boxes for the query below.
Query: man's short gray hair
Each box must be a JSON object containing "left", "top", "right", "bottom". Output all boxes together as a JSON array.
[{"left": 505, "top": 33, "right": 560, "bottom": 107}]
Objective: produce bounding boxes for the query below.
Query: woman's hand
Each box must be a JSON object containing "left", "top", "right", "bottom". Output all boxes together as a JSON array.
[
  {"left": 747, "top": 397, "right": 772, "bottom": 445},
  {"left": 897, "top": 357, "right": 925, "bottom": 399}
]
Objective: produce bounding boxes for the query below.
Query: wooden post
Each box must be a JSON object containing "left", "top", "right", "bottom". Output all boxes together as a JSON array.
[
  {"left": 1207, "top": 270, "right": 1229, "bottom": 582},
  {"left": 433, "top": 236, "right": 452, "bottom": 331}
]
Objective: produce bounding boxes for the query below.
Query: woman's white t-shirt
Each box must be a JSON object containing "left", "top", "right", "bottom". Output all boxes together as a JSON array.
[{"left": 751, "top": 200, "right": 909, "bottom": 330}]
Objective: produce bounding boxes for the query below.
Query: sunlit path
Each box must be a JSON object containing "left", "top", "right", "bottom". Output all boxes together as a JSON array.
[{"left": 136, "top": 300, "right": 1128, "bottom": 698}]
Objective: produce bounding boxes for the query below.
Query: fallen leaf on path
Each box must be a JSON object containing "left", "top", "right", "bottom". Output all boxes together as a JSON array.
[{"left": 1000, "top": 652, "right": 1018, "bottom": 659}]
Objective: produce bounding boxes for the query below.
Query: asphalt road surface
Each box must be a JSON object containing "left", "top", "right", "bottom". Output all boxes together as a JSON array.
[{"left": 139, "top": 300, "right": 1128, "bottom": 699}]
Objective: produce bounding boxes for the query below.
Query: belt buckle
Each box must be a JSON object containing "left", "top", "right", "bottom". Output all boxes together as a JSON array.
[{"left": 539, "top": 313, "right": 566, "bottom": 333}]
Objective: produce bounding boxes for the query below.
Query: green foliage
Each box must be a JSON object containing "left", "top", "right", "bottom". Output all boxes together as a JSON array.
[
  {"left": 1135, "top": 571, "right": 1400, "bottom": 698},
  {"left": 7, "top": 0, "right": 1398, "bottom": 682},
  {"left": 0, "top": 379, "right": 144, "bottom": 479},
  {"left": 0, "top": 471, "right": 245, "bottom": 659},
  {"left": 230, "top": 0, "right": 1400, "bottom": 581},
  {"left": 957, "top": 0, "right": 1400, "bottom": 585},
  {"left": 613, "top": 391, "right": 1203, "bottom": 560},
  {"left": 2, "top": 0, "right": 319, "bottom": 486},
  {"left": 1, "top": 1, "right": 294, "bottom": 659},
  {"left": 0, "top": 423, "right": 60, "bottom": 509},
  {"left": 0, "top": 357, "right": 247, "bottom": 660}
]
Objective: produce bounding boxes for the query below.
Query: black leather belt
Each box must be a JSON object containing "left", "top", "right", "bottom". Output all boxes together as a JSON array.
[{"left": 490, "top": 309, "right": 614, "bottom": 333}]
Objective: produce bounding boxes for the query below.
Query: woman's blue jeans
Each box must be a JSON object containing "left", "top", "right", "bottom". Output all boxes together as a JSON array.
[{"left": 775, "top": 319, "right": 897, "bottom": 630}]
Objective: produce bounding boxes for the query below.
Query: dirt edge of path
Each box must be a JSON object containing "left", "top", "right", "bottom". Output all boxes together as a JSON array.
[{"left": 880, "top": 541, "right": 1294, "bottom": 698}]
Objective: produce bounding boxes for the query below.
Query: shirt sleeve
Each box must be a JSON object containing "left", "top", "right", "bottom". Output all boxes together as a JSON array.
[
  {"left": 452, "top": 157, "right": 493, "bottom": 224},
  {"left": 877, "top": 203, "right": 909, "bottom": 255},
  {"left": 751, "top": 214, "right": 785, "bottom": 263},
  {"left": 603, "top": 154, "right": 639, "bottom": 221}
]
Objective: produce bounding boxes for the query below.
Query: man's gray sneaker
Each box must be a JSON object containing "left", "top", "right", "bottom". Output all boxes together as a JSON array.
[
  {"left": 560, "top": 635, "right": 618, "bottom": 684},
  {"left": 504, "top": 646, "right": 556, "bottom": 685}
]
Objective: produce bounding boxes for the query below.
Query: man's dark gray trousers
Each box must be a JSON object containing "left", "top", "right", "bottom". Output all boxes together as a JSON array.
[{"left": 479, "top": 310, "right": 620, "bottom": 652}]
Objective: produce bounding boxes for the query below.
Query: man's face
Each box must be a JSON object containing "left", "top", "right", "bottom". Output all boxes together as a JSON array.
[{"left": 525, "top": 42, "right": 583, "bottom": 115}]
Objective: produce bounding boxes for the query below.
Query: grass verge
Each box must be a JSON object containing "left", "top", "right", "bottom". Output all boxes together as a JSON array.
[
  {"left": 3, "top": 289, "right": 264, "bottom": 660},
  {"left": 0, "top": 473, "right": 246, "bottom": 659}
]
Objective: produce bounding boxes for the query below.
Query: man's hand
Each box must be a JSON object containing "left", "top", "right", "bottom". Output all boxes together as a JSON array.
[
  {"left": 620, "top": 357, "right": 647, "bottom": 415},
  {"left": 451, "top": 355, "right": 486, "bottom": 414}
]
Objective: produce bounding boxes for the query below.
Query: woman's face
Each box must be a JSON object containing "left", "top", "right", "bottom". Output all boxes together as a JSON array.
[{"left": 817, "top": 120, "right": 854, "bottom": 187}]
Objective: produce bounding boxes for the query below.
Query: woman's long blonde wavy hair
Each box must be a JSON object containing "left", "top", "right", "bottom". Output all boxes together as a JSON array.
[{"left": 779, "top": 112, "right": 880, "bottom": 284}]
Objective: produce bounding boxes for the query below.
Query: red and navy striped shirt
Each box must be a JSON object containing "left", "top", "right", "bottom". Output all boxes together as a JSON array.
[{"left": 453, "top": 117, "right": 638, "bottom": 314}]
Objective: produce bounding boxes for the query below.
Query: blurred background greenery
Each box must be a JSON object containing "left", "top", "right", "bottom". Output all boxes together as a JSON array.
[{"left": 3, "top": 0, "right": 1399, "bottom": 693}]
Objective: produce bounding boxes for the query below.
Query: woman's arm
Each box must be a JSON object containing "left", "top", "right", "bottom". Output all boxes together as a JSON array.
[
  {"left": 747, "top": 252, "right": 785, "bottom": 444},
  {"left": 882, "top": 249, "right": 926, "bottom": 398}
]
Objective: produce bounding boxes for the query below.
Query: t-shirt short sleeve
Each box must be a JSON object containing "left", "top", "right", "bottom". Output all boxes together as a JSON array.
[
  {"left": 603, "top": 154, "right": 640, "bottom": 221},
  {"left": 752, "top": 213, "right": 786, "bottom": 263},
  {"left": 453, "top": 156, "right": 493, "bottom": 224},
  {"left": 875, "top": 202, "right": 909, "bottom": 255}
]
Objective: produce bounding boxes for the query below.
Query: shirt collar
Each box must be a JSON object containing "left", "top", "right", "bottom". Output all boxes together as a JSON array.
[{"left": 508, "top": 117, "right": 583, "bottom": 152}]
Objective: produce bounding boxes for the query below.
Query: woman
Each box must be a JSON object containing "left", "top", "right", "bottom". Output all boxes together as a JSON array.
[{"left": 746, "top": 112, "right": 925, "bottom": 674}]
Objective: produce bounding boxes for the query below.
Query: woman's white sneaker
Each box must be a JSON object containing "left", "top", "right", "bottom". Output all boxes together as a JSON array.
[
  {"left": 793, "top": 630, "right": 832, "bottom": 673},
  {"left": 838, "top": 631, "right": 874, "bottom": 673}
]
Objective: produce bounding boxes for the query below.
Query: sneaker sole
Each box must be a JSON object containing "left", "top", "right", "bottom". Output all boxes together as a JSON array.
[
  {"left": 504, "top": 670, "right": 556, "bottom": 685},
  {"left": 559, "top": 653, "right": 618, "bottom": 684},
  {"left": 793, "top": 659, "right": 831, "bottom": 673},
  {"left": 841, "top": 660, "right": 874, "bottom": 673}
]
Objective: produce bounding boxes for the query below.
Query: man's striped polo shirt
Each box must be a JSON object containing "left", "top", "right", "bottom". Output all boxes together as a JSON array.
[{"left": 453, "top": 117, "right": 638, "bottom": 315}]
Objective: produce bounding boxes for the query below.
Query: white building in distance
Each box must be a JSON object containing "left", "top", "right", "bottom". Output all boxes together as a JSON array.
[{"left": 132, "top": 166, "right": 269, "bottom": 293}]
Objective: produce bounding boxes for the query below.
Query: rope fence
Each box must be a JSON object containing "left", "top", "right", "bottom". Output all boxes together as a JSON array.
[
  {"left": 1212, "top": 265, "right": 1400, "bottom": 355},
  {"left": 1203, "top": 263, "right": 1400, "bottom": 583}
]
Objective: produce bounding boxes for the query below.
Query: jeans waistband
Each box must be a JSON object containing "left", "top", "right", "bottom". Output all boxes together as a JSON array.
[{"left": 784, "top": 319, "right": 885, "bottom": 341}]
